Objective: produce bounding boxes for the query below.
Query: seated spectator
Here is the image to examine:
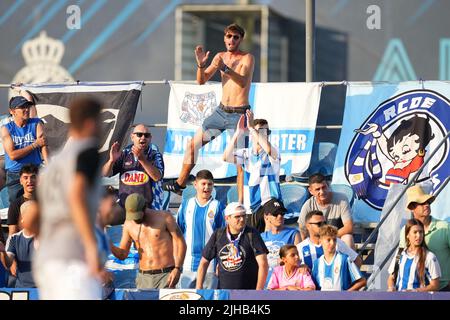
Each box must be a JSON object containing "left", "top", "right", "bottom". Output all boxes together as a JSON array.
[
  {"left": 298, "top": 173, "right": 354, "bottom": 248},
  {"left": 2, "top": 94, "right": 48, "bottom": 203},
  {"left": 7, "top": 164, "right": 39, "bottom": 236},
  {"left": 260, "top": 198, "right": 300, "bottom": 286},
  {"left": 0, "top": 200, "right": 38, "bottom": 288},
  {"left": 297, "top": 210, "right": 361, "bottom": 270},
  {"left": 176, "top": 170, "right": 225, "bottom": 289},
  {"left": 312, "top": 225, "right": 366, "bottom": 291},
  {"left": 96, "top": 186, "right": 120, "bottom": 299},
  {"left": 388, "top": 219, "right": 441, "bottom": 292},
  {"left": 196, "top": 202, "right": 269, "bottom": 290},
  {"left": 102, "top": 124, "right": 164, "bottom": 211},
  {"left": 267, "top": 244, "right": 315, "bottom": 291},
  {"left": 399, "top": 184, "right": 450, "bottom": 291}
]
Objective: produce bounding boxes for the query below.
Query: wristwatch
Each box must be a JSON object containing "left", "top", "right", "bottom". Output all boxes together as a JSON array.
[{"left": 174, "top": 266, "right": 183, "bottom": 272}]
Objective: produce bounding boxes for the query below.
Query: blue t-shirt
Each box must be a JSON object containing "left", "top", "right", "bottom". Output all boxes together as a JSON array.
[
  {"left": 260, "top": 227, "right": 299, "bottom": 287},
  {"left": 4, "top": 118, "right": 43, "bottom": 172},
  {"left": 6, "top": 230, "right": 36, "bottom": 287}
]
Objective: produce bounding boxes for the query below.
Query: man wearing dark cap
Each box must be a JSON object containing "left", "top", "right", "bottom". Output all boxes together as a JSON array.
[
  {"left": 1, "top": 94, "right": 48, "bottom": 202},
  {"left": 260, "top": 198, "right": 300, "bottom": 287},
  {"left": 110, "top": 193, "right": 187, "bottom": 289}
]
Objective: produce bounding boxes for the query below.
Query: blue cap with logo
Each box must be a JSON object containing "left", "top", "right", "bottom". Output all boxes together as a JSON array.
[{"left": 9, "top": 96, "right": 33, "bottom": 109}]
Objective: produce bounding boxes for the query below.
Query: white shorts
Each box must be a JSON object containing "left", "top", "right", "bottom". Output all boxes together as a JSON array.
[{"left": 34, "top": 260, "right": 102, "bottom": 300}]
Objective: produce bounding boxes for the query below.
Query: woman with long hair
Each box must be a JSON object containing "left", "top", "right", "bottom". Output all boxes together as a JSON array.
[{"left": 387, "top": 219, "right": 441, "bottom": 292}]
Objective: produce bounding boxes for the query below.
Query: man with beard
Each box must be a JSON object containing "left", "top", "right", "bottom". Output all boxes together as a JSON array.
[
  {"left": 196, "top": 202, "right": 268, "bottom": 289},
  {"left": 103, "top": 124, "right": 164, "bottom": 212},
  {"left": 163, "top": 23, "right": 255, "bottom": 199}
]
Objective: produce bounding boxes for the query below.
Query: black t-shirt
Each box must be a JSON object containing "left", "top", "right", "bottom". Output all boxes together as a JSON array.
[
  {"left": 7, "top": 195, "right": 27, "bottom": 226},
  {"left": 202, "top": 226, "right": 268, "bottom": 289},
  {"left": 76, "top": 147, "right": 100, "bottom": 186}
]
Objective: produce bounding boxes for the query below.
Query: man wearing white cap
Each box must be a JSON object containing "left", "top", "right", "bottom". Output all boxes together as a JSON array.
[
  {"left": 196, "top": 202, "right": 268, "bottom": 290},
  {"left": 399, "top": 184, "right": 450, "bottom": 291}
]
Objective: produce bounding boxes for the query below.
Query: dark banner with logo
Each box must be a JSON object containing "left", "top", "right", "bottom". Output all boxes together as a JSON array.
[{"left": 22, "top": 82, "right": 142, "bottom": 162}]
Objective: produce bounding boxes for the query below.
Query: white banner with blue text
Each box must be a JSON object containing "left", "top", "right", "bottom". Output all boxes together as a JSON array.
[{"left": 163, "top": 82, "right": 322, "bottom": 179}]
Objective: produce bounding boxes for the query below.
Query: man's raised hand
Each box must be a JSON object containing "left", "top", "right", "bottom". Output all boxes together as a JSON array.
[
  {"left": 195, "top": 45, "right": 210, "bottom": 67},
  {"left": 109, "top": 141, "right": 121, "bottom": 162}
]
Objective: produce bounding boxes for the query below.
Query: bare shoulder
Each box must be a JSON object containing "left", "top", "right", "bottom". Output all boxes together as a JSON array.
[
  {"left": 146, "top": 209, "right": 173, "bottom": 221},
  {"left": 212, "top": 52, "right": 225, "bottom": 62},
  {"left": 1, "top": 125, "right": 9, "bottom": 137},
  {"left": 243, "top": 52, "right": 255, "bottom": 61}
]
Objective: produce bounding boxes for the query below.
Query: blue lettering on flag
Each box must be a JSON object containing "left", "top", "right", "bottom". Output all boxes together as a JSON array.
[{"left": 164, "top": 128, "right": 315, "bottom": 155}]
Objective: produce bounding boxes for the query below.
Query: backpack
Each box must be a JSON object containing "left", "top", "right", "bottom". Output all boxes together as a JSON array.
[{"left": 392, "top": 247, "right": 404, "bottom": 285}]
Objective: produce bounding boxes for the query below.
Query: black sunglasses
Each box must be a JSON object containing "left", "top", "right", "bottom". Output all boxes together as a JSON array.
[
  {"left": 133, "top": 132, "right": 151, "bottom": 138},
  {"left": 308, "top": 221, "right": 325, "bottom": 226},
  {"left": 225, "top": 34, "right": 240, "bottom": 40},
  {"left": 270, "top": 211, "right": 285, "bottom": 217}
]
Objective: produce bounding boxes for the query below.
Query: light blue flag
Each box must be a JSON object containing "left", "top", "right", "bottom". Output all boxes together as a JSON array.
[{"left": 333, "top": 81, "right": 450, "bottom": 222}]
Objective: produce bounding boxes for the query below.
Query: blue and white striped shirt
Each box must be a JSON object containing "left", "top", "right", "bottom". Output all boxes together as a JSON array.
[
  {"left": 312, "top": 251, "right": 363, "bottom": 291},
  {"left": 235, "top": 146, "right": 281, "bottom": 213},
  {"left": 388, "top": 249, "right": 441, "bottom": 291},
  {"left": 177, "top": 197, "right": 225, "bottom": 272},
  {"left": 297, "top": 237, "right": 358, "bottom": 270}
]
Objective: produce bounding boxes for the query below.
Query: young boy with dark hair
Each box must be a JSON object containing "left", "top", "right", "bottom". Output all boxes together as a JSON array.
[{"left": 176, "top": 169, "right": 225, "bottom": 289}]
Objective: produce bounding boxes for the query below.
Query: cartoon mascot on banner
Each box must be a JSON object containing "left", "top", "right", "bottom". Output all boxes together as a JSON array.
[{"left": 345, "top": 90, "right": 450, "bottom": 210}]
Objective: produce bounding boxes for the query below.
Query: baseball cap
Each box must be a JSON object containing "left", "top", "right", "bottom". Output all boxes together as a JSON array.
[
  {"left": 125, "top": 193, "right": 146, "bottom": 220},
  {"left": 262, "top": 198, "right": 287, "bottom": 216},
  {"left": 9, "top": 96, "right": 33, "bottom": 109},
  {"left": 224, "top": 202, "right": 247, "bottom": 217}
]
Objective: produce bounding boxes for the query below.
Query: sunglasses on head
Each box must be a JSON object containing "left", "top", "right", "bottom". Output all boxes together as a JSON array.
[
  {"left": 225, "top": 34, "right": 240, "bottom": 40},
  {"left": 308, "top": 221, "right": 325, "bottom": 226},
  {"left": 133, "top": 132, "right": 151, "bottom": 138}
]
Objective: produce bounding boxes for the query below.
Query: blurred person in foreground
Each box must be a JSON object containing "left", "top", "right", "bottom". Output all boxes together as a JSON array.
[
  {"left": 33, "top": 97, "right": 104, "bottom": 299},
  {"left": 0, "top": 200, "right": 39, "bottom": 288}
]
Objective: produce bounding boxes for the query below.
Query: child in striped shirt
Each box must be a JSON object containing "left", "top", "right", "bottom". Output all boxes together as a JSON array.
[{"left": 312, "top": 225, "right": 366, "bottom": 291}]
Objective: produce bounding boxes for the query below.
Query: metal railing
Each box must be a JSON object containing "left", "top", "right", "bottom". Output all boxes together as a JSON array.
[{"left": 363, "top": 129, "right": 450, "bottom": 289}]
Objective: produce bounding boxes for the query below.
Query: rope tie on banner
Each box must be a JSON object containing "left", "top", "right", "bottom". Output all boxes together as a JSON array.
[{"left": 419, "top": 78, "right": 425, "bottom": 89}]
